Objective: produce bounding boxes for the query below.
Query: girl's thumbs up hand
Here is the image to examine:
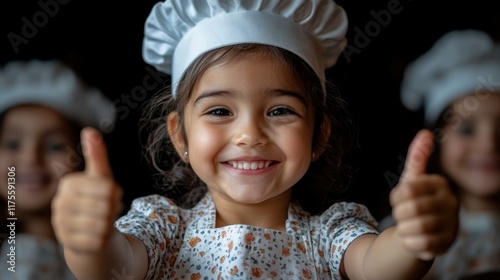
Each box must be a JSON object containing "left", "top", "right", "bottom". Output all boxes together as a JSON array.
[
  {"left": 390, "top": 130, "right": 459, "bottom": 261},
  {"left": 52, "top": 127, "right": 122, "bottom": 253}
]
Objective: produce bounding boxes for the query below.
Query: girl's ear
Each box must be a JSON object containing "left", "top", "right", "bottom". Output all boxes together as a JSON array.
[
  {"left": 312, "top": 118, "right": 331, "bottom": 161},
  {"left": 167, "top": 112, "right": 188, "bottom": 162}
]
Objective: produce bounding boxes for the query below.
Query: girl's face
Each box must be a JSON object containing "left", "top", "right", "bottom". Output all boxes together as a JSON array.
[
  {"left": 0, "top": 105, "right": 80, "bottom": 213},
  {"left": 175, "top": 54, "right": 315, "bottom": 207},
  {"left": 440, "top": 93, "right": 500, "bottom": 198}
]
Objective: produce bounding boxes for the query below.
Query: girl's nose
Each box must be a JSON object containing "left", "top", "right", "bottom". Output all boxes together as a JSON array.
[
  {"left": 231, "top": 117, "right": 269, "bottom": 147},
  {"left": 19, "top": 141, "right": 43, "bottom": 166}
]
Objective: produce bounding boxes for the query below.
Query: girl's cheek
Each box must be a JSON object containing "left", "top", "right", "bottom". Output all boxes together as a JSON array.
[
  {"left": 442, "top": 142, "right": 460, "bottom": 163},
  {"left": 46, "top": 152, "right": 79, "bottom": 178},
  {"left": 0, "top": 152, "right": 14, "bottom": 172}
]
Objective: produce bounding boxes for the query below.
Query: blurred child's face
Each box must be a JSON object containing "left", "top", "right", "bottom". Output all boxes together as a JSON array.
[
  {"left": 0, "top": 105, "right": 80, "bottom": 213},
  {"left": 440, "top": 93, "right": 500, "bottom": 198},
  {"left": 177, "top": 54, "right": 315, "bottom": 206}
]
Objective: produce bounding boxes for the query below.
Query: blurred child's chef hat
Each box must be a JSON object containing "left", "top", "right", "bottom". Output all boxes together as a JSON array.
[
  {"left": 142, "top": 0, "right": 348, "bottom": 97},
  {"left": 401, "top": 29, "right": 500, "bottom": 125},
  {"left": 0, "top": 60, "right": 115, "bottom": 130}
]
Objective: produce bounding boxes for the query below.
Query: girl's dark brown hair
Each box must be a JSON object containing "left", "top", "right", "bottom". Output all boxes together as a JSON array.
[{"left": 140, "top": 44, "right": 357, "bottom": 214}]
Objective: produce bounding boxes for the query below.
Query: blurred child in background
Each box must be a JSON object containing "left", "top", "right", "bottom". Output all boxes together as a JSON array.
[
  {"left": 400, "top": 29, "right": 500, "bottom": 279},
  {"left": 0, "top": 60, "right": 114, "bottom": 280}
]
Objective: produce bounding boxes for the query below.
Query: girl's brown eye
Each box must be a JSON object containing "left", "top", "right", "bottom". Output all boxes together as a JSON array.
[
  {"left": 207, "top": 107, "right": 231, "bottom": 117},
  {"left": 457, "top": 123, "right": 474, "bottom": 137},
  {"left": 268, "top": 107, "right": 296, "bottom": 117},
  {"left": 3, "top": 140, "right": 20, "bottom": 151},
  {"left": 46, "top": 143, "right": 65, "bottom": 152}
]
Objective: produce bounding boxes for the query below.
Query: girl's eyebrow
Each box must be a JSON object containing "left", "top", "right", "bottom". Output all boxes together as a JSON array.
[
  {"left": 269, "top": 89, "right": 307, "bottom": 106},
  {"left": 194, "top": 90, "right": 233, "bottom": 105},
  {"left": 194, "top": 89, "right": 306, "bottom": 105}
]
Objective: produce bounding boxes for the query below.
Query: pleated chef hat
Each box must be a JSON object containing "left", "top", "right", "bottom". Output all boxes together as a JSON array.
[
  {"left": 142, "top": 0, "right": 349, "bottom": 97},
  {"left": 0, "top": 60, "right": 115, "bottom": 131},
  {"left": 401, "top": 29, "right": 500, "bottom": 125}
]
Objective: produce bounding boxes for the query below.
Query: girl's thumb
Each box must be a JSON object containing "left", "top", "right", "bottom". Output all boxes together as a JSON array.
[
  {"left": 81, "top": 127, "right": 113, "bottom": 178},
  {"left": 400, "top": 129, "right": 434, "bottom": 180}
]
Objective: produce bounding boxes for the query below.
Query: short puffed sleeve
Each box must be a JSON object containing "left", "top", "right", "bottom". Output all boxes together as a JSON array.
[
  {"left": 115, "top": 195, "right": 182, "bottom": 280},
  {"left": 309, "top": 202, "right": 379, "bottom": 278}
]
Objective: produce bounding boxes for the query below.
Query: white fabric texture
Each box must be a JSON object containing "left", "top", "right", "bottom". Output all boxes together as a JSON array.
[
  {"left": 400, "top": 29, "right": 500, "bottom": 124},
  {"left": 0, "top": 60, "right": 115, "bottom": 130},
  {"left": 142, "top": 0, "right": 348, "bottom": 97}
]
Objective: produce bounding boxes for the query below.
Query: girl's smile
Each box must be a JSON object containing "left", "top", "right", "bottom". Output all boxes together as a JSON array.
[
  {"left": 466, "top": 158, "right": 500, "bottom": 173},
  {"left": 15, "top": 171, "right": 52, "bottom": 190},
  {"left": 222, "top": 156, "right": 279, "bottom": 174}
]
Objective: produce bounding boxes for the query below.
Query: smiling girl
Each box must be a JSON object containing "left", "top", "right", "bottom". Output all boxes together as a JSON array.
[{"left": 52, "top": 1, "right": 459, "bottom": 279}]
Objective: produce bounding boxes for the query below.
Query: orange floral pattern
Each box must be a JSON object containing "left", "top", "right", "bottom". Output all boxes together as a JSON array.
[{"left": 115, "top": 193, "right": 378, "bottom": 279}]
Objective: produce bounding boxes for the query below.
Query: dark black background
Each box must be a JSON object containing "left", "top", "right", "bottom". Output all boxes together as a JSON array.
[{"left": 1, "top": 0, "right": 499, "bottom": 220}]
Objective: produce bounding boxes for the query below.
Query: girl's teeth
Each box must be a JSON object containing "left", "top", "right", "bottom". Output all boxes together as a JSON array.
[
  {"left": 229, "top": 161, "right": 272, "bottom": 170},
  {"left": 250, "top": 162, "right": 258, "bottom": 170}
]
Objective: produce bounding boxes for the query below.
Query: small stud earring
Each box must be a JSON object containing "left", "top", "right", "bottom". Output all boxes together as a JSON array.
[
  {"left": 312, "top": 152, "right": 316, "bottom": 159},
  {"left": 183, "top": 151, "right": 189, "bottom": 159}
]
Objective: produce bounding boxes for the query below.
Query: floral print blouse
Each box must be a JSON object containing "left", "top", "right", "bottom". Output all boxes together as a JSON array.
[{"left": 115, "top": 193, "right": 378, "bottom": 279}]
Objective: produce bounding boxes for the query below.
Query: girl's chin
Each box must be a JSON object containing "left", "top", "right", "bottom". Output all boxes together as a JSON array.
[
  {"left": 211, "top": 189, "right": 271, "bottom": 204},
  {"left": 223, "top": 190, "right": 291, "bottom": 205},
  {"left": 461, "top": 182, "right": 500, "bottom": 197}
]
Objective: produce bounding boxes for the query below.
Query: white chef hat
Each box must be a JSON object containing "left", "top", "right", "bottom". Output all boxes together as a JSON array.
[
  {"left": 0, "top": 60, "right": 115, "bottom": 131},
  {"left": 401, "top": 29, "right": 500, "bottom": 125},
  {"left": 142, "top": 0, "right": 348, "bottom": 97}
]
